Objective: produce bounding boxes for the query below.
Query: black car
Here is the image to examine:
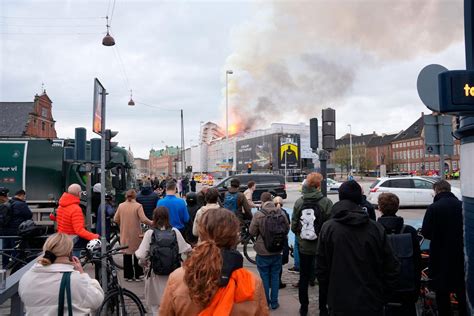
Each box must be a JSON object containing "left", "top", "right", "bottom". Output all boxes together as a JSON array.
[{"left": 214, "top": 173, "right": 287, "bottom": 202}]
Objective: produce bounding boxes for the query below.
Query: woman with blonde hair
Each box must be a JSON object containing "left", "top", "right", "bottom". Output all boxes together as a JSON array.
[
  {"left": 114, "top": 189, "right": 153, "bottom": 281},
  {"left": 19, "top": 233, "right": 104, "bottom": 315},
  {"left": 160, "top": 208, "right": 269, "bottom": 315}
]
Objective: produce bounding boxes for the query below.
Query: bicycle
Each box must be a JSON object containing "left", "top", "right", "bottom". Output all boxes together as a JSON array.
[
  {"left": 240, "top": 220, "right": 256, "bottom": 264},
  {"left": 82, "top": 245, "right": 147, "bottom": 316}
]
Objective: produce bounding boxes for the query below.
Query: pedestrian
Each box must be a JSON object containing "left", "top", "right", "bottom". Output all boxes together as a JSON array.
[
  {"left": 136, "top": 181, "right": 160, "bottom": 220},
  {"left": 19, "top": 233, "right": 104, "bottom": 315},
  {"left": 192, "top": 188, "right": 220, "bottom": 239},
  {"left": 316, "top": 180, "right": 400, "bottom": 316},
  {"left": 91, "top": 183, "right": 102, "bottom": 226},
  {"left": 249, "top": 192, "right": 289, "bottom": 310},
  {"left": 190, "top": 176, "right": 197, "bottom": 193},
  {"left": 177, "top": 177, "right": 183, "bottom": 198},
  {"left": 54, "top": 184, "right": 99, "bottom": 255},
  {"left": 290, "top": 172, "right": 333, "bottom": 315},
  {"left": 157, "top": 181, "right": 189, "bottom": 237},
  {"left": 196, "top": 185, "right": 208, "bottom": 208},
  {"left": 223, "top": 178, "right": 252, "bottom": 223},
  {"left": 136, "top": 206, "right": 191, "bottom": 315},
  {"left": 183, "top": 192, "right": 199, "bottom": 246},
  {"left": 182, "top": 176, "right": 189, "bottom": 196},
  {"left": 244, "top": 181, "right": 259, "bottom": 208},
  {"left": 96, "top": 193, "right": 115, "bottom": 242},
  {"left": 273, "top": 196, "right": 290, "bottom": 289},
  {"left": 360, "top": 189, "right": 376, "bottom": 220},
  {"left": 113, "top": 189, "right": 153, "bottom": 281},
  {"left": 421, "top": 180, "right": 468, "bottom": 315},
  {"left": 377, "top": 192, "right": 421, "bottom": 315},
  {"left": 0, "top": 188, "right": 33, "bottom": 268},
  {"left": 159, "top": 208, "right": 269, "bottom": 315}
]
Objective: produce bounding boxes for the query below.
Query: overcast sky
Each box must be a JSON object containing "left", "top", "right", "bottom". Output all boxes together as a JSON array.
[{"left": 0, "top": 0, "right": 466, "bottom": 158}]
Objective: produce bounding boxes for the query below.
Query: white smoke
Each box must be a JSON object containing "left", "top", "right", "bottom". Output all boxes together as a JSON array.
[{"left": 223, "top": 0, "right": 463, "bottom": 130}]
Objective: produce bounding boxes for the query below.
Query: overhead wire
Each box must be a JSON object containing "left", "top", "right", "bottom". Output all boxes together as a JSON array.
[{"left": 0, "top": 16, "right": 104, "bottom": 20}]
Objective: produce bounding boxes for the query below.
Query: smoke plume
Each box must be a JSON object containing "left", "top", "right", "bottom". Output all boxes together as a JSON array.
[{"left": 223, "top": 0, "right": 463, "bottom": 131}]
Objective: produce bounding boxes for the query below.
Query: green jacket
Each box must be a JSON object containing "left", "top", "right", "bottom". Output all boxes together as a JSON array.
[{"left": 291, "top": 187, "right": 333, "bottom": 255}]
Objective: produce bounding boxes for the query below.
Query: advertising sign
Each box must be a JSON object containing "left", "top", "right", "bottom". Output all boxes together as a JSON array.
[
  {"left": 279, "top": 134, "right": 300, "bottom": 169},
  {"left": 438, "top": 70, "right": 474, "bottom": 113},
  {"left": 93, "top": 78, "right": 105, "bottom": 135},
  {"left": 0, "top": 141, "right": 27, "bottom": 193},
  {"left": 236, "top": 134, "right": 275, "bottom": 171}
]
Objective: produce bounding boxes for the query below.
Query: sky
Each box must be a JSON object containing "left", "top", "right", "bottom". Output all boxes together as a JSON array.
[{"left": 0, "top": 0, "right": 467, "bottom": 159}]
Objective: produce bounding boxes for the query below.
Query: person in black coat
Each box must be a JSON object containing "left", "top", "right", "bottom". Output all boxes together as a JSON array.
[
  {"left": 183, "top": 192, "right": 199, "bottom": 246},
  {"left": 360, "top": 194, "right": 376, "bottom": 220},
  {"left": 421, "top": 180, "right": 467, "bottom": 316},
  {"left": 136, "top": 182, "right": 159, "bottom": 220},
  {"left": 190, "top": 177, "right": 197, "bottom": 193},
  {"left": 377, "top": 192, "right": 421, "bottom": 316}
]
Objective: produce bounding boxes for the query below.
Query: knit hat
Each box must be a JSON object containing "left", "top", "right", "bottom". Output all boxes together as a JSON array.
[
  {"left": 338, "top": 180, "right": 363, "bottom": 204},
  {"left": 93, "top": 183, "right": 101, "bottom": 193}
]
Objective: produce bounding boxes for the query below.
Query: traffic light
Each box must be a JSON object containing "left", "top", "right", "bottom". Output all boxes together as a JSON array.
[
  {"left": 322, "top": 108, "right": 336, "bottom": 151},
  {"left": 309, "top": 118, "right": 319, "bottom": 151},
  {"left": 104, "top": 129, "right": 119, "bottom": 163}
]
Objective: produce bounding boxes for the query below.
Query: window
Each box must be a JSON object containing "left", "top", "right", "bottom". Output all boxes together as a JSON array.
[
  {"left": 435, "top": 162, "right": 440, "bottom": 170},
  {"left": 41, "top": 121, "right": 45, "bottom": 131},
  {"left": 41, "top": 108, "right": 48, "bottom": 118},
  {"left": 414, "top": 179, "right": 433, "bottom": 189},
  {"left": 416, "top": 163, "right": 420, "bottom": 170},
  {"left": 389, "top": 179, "right": 413, "bottom": 188},
  {"left": 453, "top": 161, "right": 458, "bottom": 169}
]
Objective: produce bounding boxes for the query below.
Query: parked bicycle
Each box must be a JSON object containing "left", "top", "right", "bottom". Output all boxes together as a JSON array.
[
  {"left": 240, "top": 220, "right": 256, "bottom": 264},
  {"left": 83, "top": 243, "right": 147, "bottom": 315}
]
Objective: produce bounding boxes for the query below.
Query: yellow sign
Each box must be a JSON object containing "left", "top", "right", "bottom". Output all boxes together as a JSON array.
[
  {"left": 280, "top": 143, "right": 299, "bottom": 160},
  {"left": 463, "top": 84, "right": 474, "bottom": 96}
]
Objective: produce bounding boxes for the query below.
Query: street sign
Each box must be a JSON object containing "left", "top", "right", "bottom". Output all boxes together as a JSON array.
[
  {"left": 417, "top": 64, "right": 448, "bottom": 112},
  {"left": 93, "top": 78, "right": 105, "bottom": 135},
  {"left": 423, "top": 115, "right": 454, "bottom": 155},
  {"left": 438, "top": 70, "right": 474, "bottom": 114}
]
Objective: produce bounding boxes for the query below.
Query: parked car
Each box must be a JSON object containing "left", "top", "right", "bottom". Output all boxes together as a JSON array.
[
  {"left": 300, "top": 178, "right": 342, "bottom": 194},
  {"left": 367, "top": 176, "right": 462, "bottom": 207},
  {"left": 213, "top": 173, "right": 287, "bottom": 201}
]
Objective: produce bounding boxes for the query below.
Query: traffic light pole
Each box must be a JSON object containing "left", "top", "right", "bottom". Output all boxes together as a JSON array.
[
  {"left": 319, "top": 149, "right": 328, "bottom": 197},
  {"left": 100, "top": 89, "right": 107, "bottom": 291}
]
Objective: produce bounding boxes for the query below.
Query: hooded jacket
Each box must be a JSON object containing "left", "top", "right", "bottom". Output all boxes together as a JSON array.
[
  {"left": 291, "top": 186, "right": 333, "bottom": 255},
  {"left": 56, "top": 193, "right": 99, "bottom": 241},
  {"left": 136, "top": 186, "right": 159, "bottom": 220},
  {"left": 19, "top": 263, "right": 104, "bottom": 315},
  {"left": 2, "top": 197, "right": 33, "bottom": 235},
  {"left": 316, "top": 200, "right": 400, "bottom": 314}
]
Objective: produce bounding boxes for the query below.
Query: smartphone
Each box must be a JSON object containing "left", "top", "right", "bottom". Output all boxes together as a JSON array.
[{"left": 69, "top": 252, "right": 73, "bottom": 261}]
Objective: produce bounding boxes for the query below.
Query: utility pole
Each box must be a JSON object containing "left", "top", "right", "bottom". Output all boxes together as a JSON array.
[
  {"left": 437, "top": 115, "right": 445, "bottom": 179},
  {"left": 348, "top": 124, "right": 353, "bottom": 177},
  {"left": 99, "top": 88, "right": 107, "bottom": 291},
  {"left": 181, "top": 109, "right": 185, "bottom": 176},
  {"left": 225, "top": 70, "right": 233, "bottom": 177}
]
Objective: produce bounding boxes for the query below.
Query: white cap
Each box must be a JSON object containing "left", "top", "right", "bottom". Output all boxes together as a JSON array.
[{"left": 93, "top": 183, "right": 101, "bottom": 193}]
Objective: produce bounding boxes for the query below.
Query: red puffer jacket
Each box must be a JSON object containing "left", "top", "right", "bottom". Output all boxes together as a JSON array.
[{"left": 56, "top": 193, "right": 99, "bottom": 241}]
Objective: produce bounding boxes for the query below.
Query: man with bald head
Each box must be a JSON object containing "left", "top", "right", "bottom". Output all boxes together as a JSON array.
[{"left": 56, "top": 184, "right": 99, "bottom": 252}]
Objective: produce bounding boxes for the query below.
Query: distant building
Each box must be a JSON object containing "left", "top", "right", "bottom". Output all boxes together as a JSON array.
[
  {"left": 200, "top": 122, "right": 225, "bottom": 144},
  {"left": 366, "top": 133, "right": 399, "bottom": 172},
  {"left": 134, "top": 158, "right": 150, "bottom": 178},
  {"left": 149, "top": 146, "right": 180, "bottom": 176},
  {"left": 0, "top": 92, "right": 57, "bottom": 138},
  {"left": 331, "top": 132, "right": 377, "bottom": 173}
]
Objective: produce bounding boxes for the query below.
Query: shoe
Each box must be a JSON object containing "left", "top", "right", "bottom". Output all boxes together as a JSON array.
[
  {"left": 271, "top": 303, "right": 280, "bottom": 310},
  {"left": 292, "top": 282, "right": 299, "bottom": 288},
  {"left": 299, "top": 305, "right": 308, "bottom": 316},
  {"left": 309, "top": 280, "right": 316, "bottom": 287},
  {"left": 125, "top": 278, "right": 134, "bottom": 282},
  {"left": 279, "top": 282, "right": 286, "bottom": 289},
  {"left": 134, "top": 278, "right": 143, "bottom": 282},
  {"left": 288, "top": 266, "right": 300, "bottom": 273}
]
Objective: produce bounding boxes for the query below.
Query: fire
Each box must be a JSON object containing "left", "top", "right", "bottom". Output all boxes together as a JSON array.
[{"left": 229, "top": 123, "right": 239, "bottom": 135}]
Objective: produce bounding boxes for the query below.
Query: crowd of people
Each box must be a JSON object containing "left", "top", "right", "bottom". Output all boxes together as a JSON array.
[{"left": 0, "top": 170, "right": 468, "bottom": 315}]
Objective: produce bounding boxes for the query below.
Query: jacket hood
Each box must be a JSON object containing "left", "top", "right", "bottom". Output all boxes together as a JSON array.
[
  {"left": 332, "top": 200, "right": 369, "bottom": 226},
  {"left": 377, "top": 216, "right": 404, "bottom": 234},
  {"left": 31, "top": 262, "right": 75, "bottom": 273},
  {"left": 140, "top": 187, "right": 153, "bottom": 195},
  {"left": 261, "top": 201, "right": 277, "bottom": 213},
  {"left": 434, "top": 191, "right": 457, "bottom": 202},
  {"left": 220, "top": 249, "right": 243, "bottom": 287},
  {"left": 302, "top": 187, "right": 324, "bottom": 200},
  {"left": 59, "top": 192, "right": 80, "bottom": 207}
]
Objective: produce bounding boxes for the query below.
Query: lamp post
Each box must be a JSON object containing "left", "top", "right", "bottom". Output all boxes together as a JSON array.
[
  {"left": 348, "top": 124, "right": 353, "bottom": 178},
  {"left": 225, "top": 70, "right": 233, "bottom": 177}
]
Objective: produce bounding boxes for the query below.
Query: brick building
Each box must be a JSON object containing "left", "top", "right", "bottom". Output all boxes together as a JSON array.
[
  {"left": 366, "top": 133, "right": 399, "bottom": 171},
  {"left": 331, "top": 132, "right": 376, "bottom": 173},
  {"left": 0, "top": 92, "right": 57, "bottom": 138},
  {"left": 149, "top": 147, "right": 180, "bottom": 176}
]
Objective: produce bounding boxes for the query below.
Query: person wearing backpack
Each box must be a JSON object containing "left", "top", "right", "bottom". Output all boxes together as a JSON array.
[
  {"left": 376, "top": 193, "right": 420, "bottom": 316},
  {"left": 249, "top": 192, "right": 289, "bottom": 310},
  {"left": 290, "top": 173, "right": 333, "bottom": 316},
  {"left": 136, "top": 206, "right": 191, "bottom": 315},
  {"left": 316, "top": 180, "right": 400, "bottom": 316},
  {"left": 223, "top": 178, "right": 252, "bottom": 223},
  {"left": 183, "top": 192, "right": 199, "bottom": 246}
]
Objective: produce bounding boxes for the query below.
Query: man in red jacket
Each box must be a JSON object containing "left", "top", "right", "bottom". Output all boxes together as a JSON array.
[{"left": 56, "top": 184, "right": 99, "bottom": 253}]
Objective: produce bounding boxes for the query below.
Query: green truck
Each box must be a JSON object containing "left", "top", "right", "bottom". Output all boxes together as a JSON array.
[{"left": 0, "top": 138, "right": 136, "bottom": 225}]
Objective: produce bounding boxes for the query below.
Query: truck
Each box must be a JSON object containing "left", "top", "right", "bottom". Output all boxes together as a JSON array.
[{"left": 0, "top": 138, "right": 136, "bottom": 226}]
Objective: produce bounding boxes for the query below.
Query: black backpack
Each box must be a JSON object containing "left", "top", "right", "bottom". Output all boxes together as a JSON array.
[
  {"left": 386, "top": 225, "right": 416, "bottom": 292},
  {"left": 149, "top": 228, "right": 181, "bottom": 275},
  {"left": 297, "top": 197, "right": 323, "bottom": 241},
  {"left": 0, "top": 201, "right": 12, "bottom": 228},
  {"left": 260, "top": 208, "right": 289, "bottom": 252}
]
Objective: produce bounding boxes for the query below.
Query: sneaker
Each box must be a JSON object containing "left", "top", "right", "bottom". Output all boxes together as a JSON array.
[
  {"left": 288, "top": 266, "right": 300, "bottom": 273},
  {"left": 279, "top": 282, "right": 287, "bottom": 289},
  {"left": 134, "top": 278, "right": 143, "bottom": 282},
  {"left": 125, "top": 278, "right": 134, "bottom": 282},
  {"left": 271, "top": 303, "right": 280, "bottom": 310}
]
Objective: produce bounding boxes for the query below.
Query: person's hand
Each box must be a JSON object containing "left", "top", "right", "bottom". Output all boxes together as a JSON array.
[{"left": 71, "top": 256, "right": 85, "bottom": 274}]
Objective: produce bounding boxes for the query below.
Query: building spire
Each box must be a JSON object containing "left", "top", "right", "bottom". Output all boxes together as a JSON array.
[{"left": 41, "top": 82, "right": 46, "bottom": 94}]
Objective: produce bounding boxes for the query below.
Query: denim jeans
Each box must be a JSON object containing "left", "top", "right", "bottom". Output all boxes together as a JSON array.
[
  {"left": 294, "top": 238, "right": 300, "bottom": 269},
  {"left": 256, "top": 254, "right": 282, "bottom": 308}
]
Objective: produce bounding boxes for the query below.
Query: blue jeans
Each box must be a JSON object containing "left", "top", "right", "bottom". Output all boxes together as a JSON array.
[
  {"left": 294, "top": 238, "right": 300, "bottom": 269},
  {"left": 256, "top": 254, "right": 282, "bottom": 308}
]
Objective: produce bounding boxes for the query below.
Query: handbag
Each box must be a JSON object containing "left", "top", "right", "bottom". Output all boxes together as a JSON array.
[{"left": 58, "top": 272, "right": 73, "bottom": 316}]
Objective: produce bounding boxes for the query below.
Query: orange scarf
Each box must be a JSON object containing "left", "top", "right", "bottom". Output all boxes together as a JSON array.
[{"left": 198, "top": 268, "right": 255, "bottom": 316}]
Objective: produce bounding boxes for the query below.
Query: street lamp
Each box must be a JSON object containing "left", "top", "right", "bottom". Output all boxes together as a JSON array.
[
  {"left": 128, "top": 90, "right": 135, "bottom": 106},
  {"left": 225, "top": 70, "right": 233, "bottom": 177},
  {"left": 102, "top": 16, "right": 115, "bottom": 47},
  {"left": 348, "top": 124, "right": 353, "bottom": 178}
]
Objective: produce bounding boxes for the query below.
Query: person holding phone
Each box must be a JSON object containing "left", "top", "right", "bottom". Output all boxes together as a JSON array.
[{"left": 19, "top": 233, "right": 104, "bottom": 315}]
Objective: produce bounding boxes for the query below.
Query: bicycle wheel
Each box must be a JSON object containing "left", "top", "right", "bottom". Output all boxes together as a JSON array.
[
  {"left": 97, "top": 288, "right": 146, "bottom": 316},
  {"left": 243, "top": 236, "right": 257, "bottom": 265}
]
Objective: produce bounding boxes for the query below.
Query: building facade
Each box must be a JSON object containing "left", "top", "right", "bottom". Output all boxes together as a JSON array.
[
  {"left": 134, "top": 158, "right": 150, "bottom": 178},
  {"left": 149, "top": 147, "right": 179, "bottom": 176}
]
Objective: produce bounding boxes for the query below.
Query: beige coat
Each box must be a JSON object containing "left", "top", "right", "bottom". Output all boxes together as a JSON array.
[
  {"left": 159, "top": 267, "right": 269, "bottom": 316},
  {"left": 113, "top": 199, "right": 153, "bottom": 254},
  {"left": 135, "top": 228, "right": 191, "bottom": 308}
]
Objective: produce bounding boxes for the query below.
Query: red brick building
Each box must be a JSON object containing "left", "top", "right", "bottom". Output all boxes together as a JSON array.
[
  {"left": 0, "top": 91, "right": 57, "bottom": 138},
  {"left": 149, "top": 147, "right": 180, "bottom": 176}
]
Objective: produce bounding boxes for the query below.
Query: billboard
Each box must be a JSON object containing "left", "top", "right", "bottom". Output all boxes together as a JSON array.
[
  {"left": 236, "top": 133, "right": 300, "bottom": 171},
  {"left": 0, "top": 141, "right": 27, "bottom": 193},
  {"left": 93, "top": 78, "right": 105, "bottom": 135}
]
